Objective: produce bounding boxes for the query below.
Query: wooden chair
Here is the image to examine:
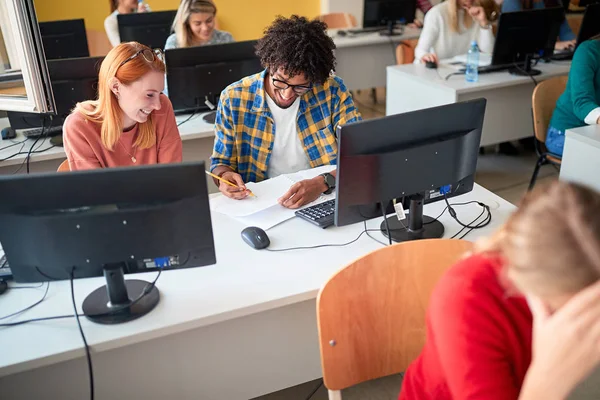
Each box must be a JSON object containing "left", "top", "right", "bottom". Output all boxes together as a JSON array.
[
  {"left": 529, "top": 76, "right": 568, "bottom": 190},
  {"left": 317, "top": 239, "right": 473, "bottom": 400},
  {"left": 57, "top": 159, "right": 70, "bottom": 172},
  {"left": 395, "top": 39, "right": 418, "bottom": 65},
  {"left": 318, "top": 13, "right": 357, "bottom": 29}
]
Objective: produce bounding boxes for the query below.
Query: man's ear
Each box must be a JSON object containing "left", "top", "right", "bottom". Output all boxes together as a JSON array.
[{"left": 108, "top": 77, "right": 121, "bottom": 98}]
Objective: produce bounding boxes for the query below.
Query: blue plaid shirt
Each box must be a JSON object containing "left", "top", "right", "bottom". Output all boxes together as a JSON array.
[{"left": 210, "top": 70, "right": 362, "bottom": 183}]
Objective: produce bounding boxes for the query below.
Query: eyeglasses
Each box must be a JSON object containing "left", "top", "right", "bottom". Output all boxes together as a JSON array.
[
  {"left": 271, "top": 76, "right": 312, "bottom": 95},
  {"left": 118, "top": 48, "right": 164, "bottom": 69}
]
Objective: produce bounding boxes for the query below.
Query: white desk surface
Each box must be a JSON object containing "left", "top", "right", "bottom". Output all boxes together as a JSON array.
[
  {"left": 0, "top": 183, "right": 515, "bottom": 377},
  {"left": 565, "top": 124, "right": 600, "bottom": 148},
  {"left": 0, "top": 112, "right": 215, "bottom": 168},
  {"left": 330, "top": 27, "right": 421, "bottom": 48},
  {"left": 387, "top": 60, "right": 572, "bottom": 95}
]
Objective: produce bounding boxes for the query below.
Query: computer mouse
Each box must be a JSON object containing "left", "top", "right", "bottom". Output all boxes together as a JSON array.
[
  {"left": 425, "top": 60, "right": 438, "bottom": 69},
  {"left": 337, "top": 30, "right": 348, "bottom": 37},
  {"left": 241, "top": 226, "right": 270, "bottom": 250},
  {"left": 1, "top": 126, "right": 16, "bottom": 140},
  {"left": 0, "top": 280, "right": 7, "bottom": 295}
]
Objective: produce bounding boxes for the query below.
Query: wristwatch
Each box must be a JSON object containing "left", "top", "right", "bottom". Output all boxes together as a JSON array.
[{"left": 320, "top": 172, "right": 336, "bottom": 195}]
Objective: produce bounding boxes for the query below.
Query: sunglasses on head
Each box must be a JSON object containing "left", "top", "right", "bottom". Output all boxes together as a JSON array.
[{"left": 118, "top": 48, "right": 164, "bottom": 69}]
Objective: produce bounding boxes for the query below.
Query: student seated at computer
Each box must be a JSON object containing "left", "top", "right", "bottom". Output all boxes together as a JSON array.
[
  {"left": 105, "top": 0, "right": 151, "bottom": 47},
  {"left": 411, "top": 0, "right": 435, "bottom": 28},
  {"left": 501, "top": 0, "right": 576, "bottom": 51},
  {"left": 399, "top": 181, "right": 600, "bottom": 400},
  {"left": 210, "top": 16, "right": 361, "bottom": 209},
  {"left": 545, "top": 37, "right": 600, "bottom": 156},
  {"left": 63, "top": 42, "right": 182, "bottom": 171},
  {"left": 164, "top": 0, "right": 234, "bottom": 50},
  {"left": 415, "top": 0, "right": 499, "bottom": 64}
]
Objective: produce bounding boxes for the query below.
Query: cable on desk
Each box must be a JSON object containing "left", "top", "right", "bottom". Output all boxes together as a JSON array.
[
  {"left": 0, "top": 138, "right": 27, "bottom": 152},
  {"left": 0, "top": 282, "right": 50, "bottom": 321},
  {"left": 381, "top": 200, "right": 393, "bottom": 246},
  {"left": 177, "top": 109, "right": 199, "bottom": 127},
  {"left": 70, "top": 268, "right": 95, "bottom": 400},
  {"left": 445, "top": 71, "right": 465, "bottom": 81}
]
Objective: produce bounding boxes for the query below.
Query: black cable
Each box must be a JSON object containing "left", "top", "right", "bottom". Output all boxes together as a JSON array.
[
  {"left": 0, "top": 282, "right": 50, "bottom": 321},
  {"left": 0, "top": 138, "right": 27, "bottom": 152},
  {"left": 444, "top": 195, "right": 491, "bottom": 230},
  {"left": 512, "top": 62, "right": 538, "bottom": 86},
  {"left": 265, "top": 230, "right": 370, "bottom": 252},
  {"left": 0, "top": 256, "right": 7, "bottom": 269},
  {"left": 0, "top": 139, "right": 28, "bottom": 163},
  {"left": 26, "top": 116, "right": 50, "bottom": 174},
  {"left": 70, "top": 269, "right": 95, "bottom": 400},
  {"left": 445, "top": 71, "right": 465, "bottom": 81},
  {"left": 177, "top": 109, "right": 198, "bottom": 127},
  {"left": 305, "top": 379, "right": 324, "bottom": 400},
  {"left": 381, "top": 200, "right": 392, "bottom": 245}
]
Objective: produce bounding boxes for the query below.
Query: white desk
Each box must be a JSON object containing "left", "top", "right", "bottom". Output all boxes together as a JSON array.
[
  {"left": 386, "top": 61, "right": 572, "bottom": 146},
  {"left": 0, "top": 113, "right": 218, "bottom": 191},
  {"left": 331, "top": 27, "right": 421, "bottom": 90},
  {"left": 0, "top": 184, "right": 515, "bottom": 400},
  {"left": 560, "top": 125, "right": 600, "bottom": 192}
]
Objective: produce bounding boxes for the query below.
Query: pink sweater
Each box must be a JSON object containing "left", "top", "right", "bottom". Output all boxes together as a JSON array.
[{"left": 63, "top": 94, "right": 182, "bottom": 171}]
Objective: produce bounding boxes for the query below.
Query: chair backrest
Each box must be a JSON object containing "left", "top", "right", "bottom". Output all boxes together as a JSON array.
[
  {"left": 318, "top": 13, "right": 357, "bottom": 29},
  {"left": 86, "top": 29, "right": 112, "bottom": 56},
  {"left": 395, "top": 39, "right": 418, "bottom": 65},
  {"left": 532, "top": 76, "right": 568, "bottom": 143},
  {"left": 317, "top": 239, "right": 473, "bottom": 393},
  {"left": 57, "top": 159, "right": 70, "bottom": 172}
]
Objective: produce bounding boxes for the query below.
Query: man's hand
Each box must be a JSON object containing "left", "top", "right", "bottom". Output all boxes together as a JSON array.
[
  {"left": 219, "top": 171, "right": 251, "bottom": 200},
  {"left": 468, "top": 6, "right": 489, "bottom": 28},
  {"left": 555, "top": 40, "right": 576, "bottom": 51},
  {"left": 278, "top": 176, "right": 327, "bottom": 209}
]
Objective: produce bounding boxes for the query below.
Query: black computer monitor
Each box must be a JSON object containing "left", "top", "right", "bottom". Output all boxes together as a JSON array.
[
  {"left": 491, "top": 7, "right": 564, "bottom": 76},
  {"left": 579, "top": 0, "right": 600, "bottom": 8},
  {"left": 0, "top": 162, "right": 216, "bottom": 324},
  {"left": 38, "top": 19, "right": 90, "bottom": 60},
  {"left": 7, "top": 56, "right": 103, "bottom": 139},
  {"left": 334, "top": 99, "right": 487, "bottom": 242},
  {"left": 576, "top": 3, "right": 600, "bottom": 45},
  {"left": 363, "top": 0, "right": 417, "bottom": 34},
  {"left": 165, "top": 40, "right": 263, "bottom": 122},
  {"left": 118, "top": 10, "right": 177, "bottom": 50}
]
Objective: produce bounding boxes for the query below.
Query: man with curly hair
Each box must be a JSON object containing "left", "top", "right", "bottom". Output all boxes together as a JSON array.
[{"left": 210, "top": 15, "right": 362, "bottom": 209}]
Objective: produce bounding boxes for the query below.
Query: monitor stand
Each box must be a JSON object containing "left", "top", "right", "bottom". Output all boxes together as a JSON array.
[
  {"left": 203, "top": 111, "right": 216, "bottom": 124},
  {"left": 380, "top": 193, "right": 445, "bottom": 243},
  {"left": 82, "top": 263, "right": 160, "bottom": 324},
  {"left": 379, "top": 21, "right": 404, "bottom": 36},
  {"left": 509, "top": 54, "right": 542, "bottom": 76}
]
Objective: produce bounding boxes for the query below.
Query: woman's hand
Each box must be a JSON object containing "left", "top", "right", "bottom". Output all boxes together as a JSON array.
[
  {"left": 421, "top": 53, "right": 439, "bottom": 64},
  {"left": 408, "top": 19, "right": 423, "bottom": 29},
  {"left": 519, "top": 281, "right": 600, "bottom": 400},
  {"left": 555, "top": 40, "right": 576, "bottom": 51},
  {"left": 468, "top": 6, "right": 490, "bottom": 28}
]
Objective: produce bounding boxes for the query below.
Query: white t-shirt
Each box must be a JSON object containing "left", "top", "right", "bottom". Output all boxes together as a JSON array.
[
  {"left": 265, "top": 95, "right": 310, "bottom": 178},
  {"left": 414, "top": 1, "right": 495, "bottom": 62}
]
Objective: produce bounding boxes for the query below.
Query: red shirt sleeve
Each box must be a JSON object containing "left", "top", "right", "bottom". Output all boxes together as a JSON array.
[{"left": 427, "top": 257, "right": 522, "bottom": 399}]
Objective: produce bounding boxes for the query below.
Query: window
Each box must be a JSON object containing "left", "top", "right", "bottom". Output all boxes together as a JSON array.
[{"left": 0, "top": 0, "right": 55, "bottom": 114}]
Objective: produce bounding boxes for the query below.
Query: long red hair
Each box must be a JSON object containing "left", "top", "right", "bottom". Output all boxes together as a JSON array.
[{"left": 75, "top": 42, "right": 166, "bottom": 151}]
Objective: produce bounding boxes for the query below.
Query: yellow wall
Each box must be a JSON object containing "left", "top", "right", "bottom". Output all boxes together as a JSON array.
[{"left": 33, "top": 0, "right": 321, "bottom": 41}]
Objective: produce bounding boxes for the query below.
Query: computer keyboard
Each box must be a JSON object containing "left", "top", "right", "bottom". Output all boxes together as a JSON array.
[
  {"left": 295, "top": 199, "right": 336, "bottom": 229},
  {"left": 23, "top": 125, "right": 63, "bottom": 139},
  {"left": 550, "top": 50, "right": 574, "bottom": 61}
]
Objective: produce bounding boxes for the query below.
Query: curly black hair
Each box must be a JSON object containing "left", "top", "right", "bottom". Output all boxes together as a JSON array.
[{"left": 255, "top": 15, "right": 336, "bottom": 85}]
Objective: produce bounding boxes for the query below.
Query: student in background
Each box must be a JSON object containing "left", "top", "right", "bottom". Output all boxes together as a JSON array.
[
  {"left": 399, "top": 180, "right": 600, "bottom": 400},
  {"left": 63, "top": 42, "right": 182, "bottom": 171},
  {"left": 164, "top": 0, "right": 234, "bottom": 50},
  {"left": 545, "top": 37, "right": 600, "bottom": 156},
  {"left": 210, "top": 16, "right": 361, "bottom": 208},
  {"left": 411, "top": 0, "right": 434, "bottom": 28},
  {"left": 501, "top": 0, "right": 576, "bottom": 51},
  {"left": 415, "top": 0, "right": 499, "bottom": 64},
  {"left": 105, "top": 0, "right": 151, "bottom": 47}
]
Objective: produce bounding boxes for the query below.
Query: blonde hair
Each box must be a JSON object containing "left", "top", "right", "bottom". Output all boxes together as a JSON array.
[
  {"left": 448, "top": 0, "right": 499, "bottom": 33},
  {"left": 75, "top": 42, "right": 166, "bottom": 151},
  {"left": 172, "top": 0, "right": 217, "bottom": 48},
  {"left": 477, "top": 181, "right": 600, "bottom": 298}
]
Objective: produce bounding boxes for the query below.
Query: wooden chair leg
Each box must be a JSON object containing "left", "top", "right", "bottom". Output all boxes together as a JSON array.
[
  {"left": 328, "top": 389, "right": 342, "bottom": 400},
  {"left": 528, "top": 156, "right": 545, "bottom": 190}
]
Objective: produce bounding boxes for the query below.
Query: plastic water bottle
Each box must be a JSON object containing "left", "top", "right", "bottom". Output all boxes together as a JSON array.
[{"left": 465, "top": 41, "right": 479, "bottom": 83}]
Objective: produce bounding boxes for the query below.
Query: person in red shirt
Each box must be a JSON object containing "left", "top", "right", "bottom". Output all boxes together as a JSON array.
[
  {"left": 63, "top": 42, "right": 182, "bottom": 170},
  {"left": 400, "top": 181, "right": 600, "bottom": 400}
]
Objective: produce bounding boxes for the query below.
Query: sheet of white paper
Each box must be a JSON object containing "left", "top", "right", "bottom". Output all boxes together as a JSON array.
[{"left": 446, "top": 53, "right": 492, "bottom": 67}]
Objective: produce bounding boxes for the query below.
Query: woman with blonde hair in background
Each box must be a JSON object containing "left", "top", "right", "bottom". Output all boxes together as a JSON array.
[
  {"left": 414, "top": 0, "right": 499, "bottom": 64},
  {"left": 164, "top": 0, "right": 234, "bottom": 50},
  {"left": 63, "top": 42, "right": 182, "bottom": 171},
  {"left": 399, "top": 180, "right": 600, "bottom": 399},
  {"left": 105, "top": 0, "right": 151, "bottom": 47}
]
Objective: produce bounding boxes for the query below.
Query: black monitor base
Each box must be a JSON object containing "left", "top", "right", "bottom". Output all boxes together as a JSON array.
[
  {"left": 379, "top": 193, "right": 445, "bottom": 243},
  {"left": 203, "top": 111, "right": 216, "bottom": 124},
  {"left": 380, "top": 215, "right": 444, "bottom": 242},
  {"left": 509, "top": 68, "right": 542, "bottom": 76},
  {"left": 82, "top": 264, "right": 159, "bottom": 324}
]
